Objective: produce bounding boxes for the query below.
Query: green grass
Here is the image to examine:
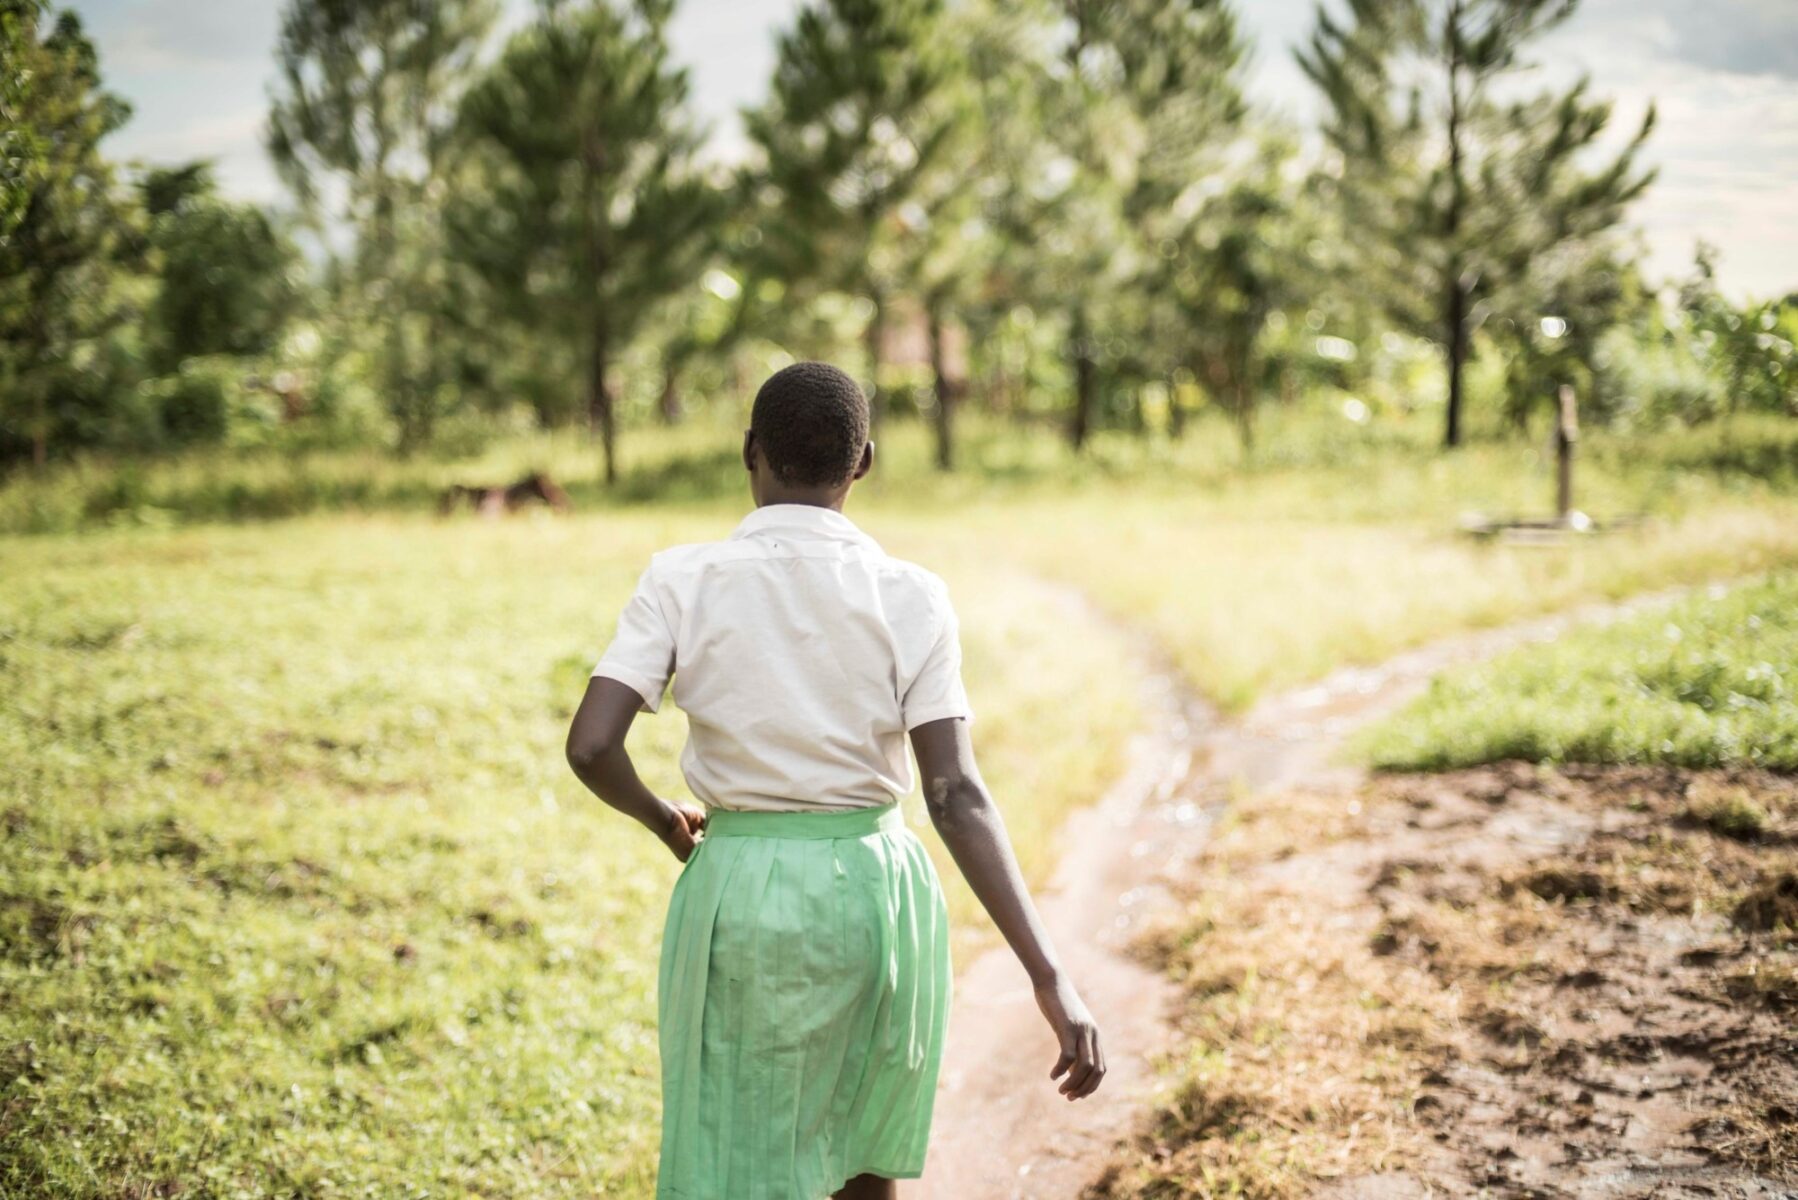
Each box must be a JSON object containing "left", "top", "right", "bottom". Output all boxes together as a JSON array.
[
  {"left": 1356, "top": 574, "right": 1798, "bottom": 771},
  {"left": 6, "top": 404, "right": 1795, "bottom": 535},
  {"left": 7, "top": 412, "right": 1798, "bottom": 1195},
  {"left": 0, "top": 511, "right": 1136, "bottom": 1197},
  {"left": 913, "top": 415, "right": 1798, "bottom": 709}
]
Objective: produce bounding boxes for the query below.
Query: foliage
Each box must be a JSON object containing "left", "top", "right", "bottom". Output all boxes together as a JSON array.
[
  {"left": 1358, "top": 575, "right": 1798, "bottom": 770},
  {"left": 266, "top": 0, "right": 497, "bottom": 453},
  {"left": 743, "top": 0, "right": 963, "bottom": 413},
  {"left": 140, "top": 162, "right": 303, "bottom": 373},
  {"left": 0, "top": 0, "right": 45, "bottom": 243},
  {"left": 1298, "top": 0, "right": 1657, "bottom": 446},
  {"left": 0, "top": 0, "right": 1791, "bottom": 479},
  {"left": 0, "top": 2, "right": 138, "bottom": 467},
  {"left": 452, "top": 0, "right": 720, "bottom": 486},
  {"left": 1674, "top": 242, "right": 1798, "bottom": 418},
  {"left": 1009, "top": 0, "right": 1258, "bottom": 448}
]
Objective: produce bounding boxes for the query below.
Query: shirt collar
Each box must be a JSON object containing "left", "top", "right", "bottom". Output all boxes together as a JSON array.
[{"left": 730, "top": 503, "right": 878, "bottom": 547}]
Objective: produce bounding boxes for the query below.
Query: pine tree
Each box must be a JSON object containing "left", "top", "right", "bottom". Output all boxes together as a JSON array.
[
  {"left": 451, "top": 0, "right": 719, "bottom": 486},
  {"left": 1153, "top": 135, "right": 1306, "bottom": 452},
  {"left": 266, "top": 0, "right": 496, "bottom": 453},
  {"left": 744, "top": 0, "right": 962, "bottom": 409},
  {"left": 1298, "top": 0, "right": 1656, "bottom": 446},
  {"left": 1020, "top": 0, "right": 1253, "bottom": 449}
]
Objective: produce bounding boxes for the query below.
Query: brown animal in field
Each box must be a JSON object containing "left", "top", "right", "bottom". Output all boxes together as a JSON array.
[{"left": 437, "top": 471, "right": 573, "bottom": 517}]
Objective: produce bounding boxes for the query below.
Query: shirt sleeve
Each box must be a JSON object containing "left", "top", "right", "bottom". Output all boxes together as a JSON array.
[
  {"left": 901, "top": 581, "right": 975, "bottom": 731},
  {"left": 591, "top": 560, "right": 675, "bottom": 714}
]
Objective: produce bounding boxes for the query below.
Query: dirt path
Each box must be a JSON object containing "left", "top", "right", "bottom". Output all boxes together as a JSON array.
[{"left": 908, "top": 587, "right": 1699, "bottom": 1200}]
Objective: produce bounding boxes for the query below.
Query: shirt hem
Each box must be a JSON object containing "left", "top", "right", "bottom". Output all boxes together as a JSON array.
[{"left": 902, "top": 703, "right": 975, "bottom": 732}]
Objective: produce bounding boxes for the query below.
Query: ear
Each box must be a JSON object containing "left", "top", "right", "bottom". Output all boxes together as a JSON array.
[
  {"left": 852, "top": 440, "right": 874, "bottom": 481},
  {"left": 742, "top": 428, "right": 756, "bottom": 474}
]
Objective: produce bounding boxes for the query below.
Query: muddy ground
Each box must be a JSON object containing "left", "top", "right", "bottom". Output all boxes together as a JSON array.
[{"left": 1090, "top": 763, "right": 1798, "bottom": 1199}]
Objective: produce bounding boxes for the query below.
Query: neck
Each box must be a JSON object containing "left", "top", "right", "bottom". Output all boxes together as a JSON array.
[{"left": 755, "top": 487, "right": 850, "bottom": 511}]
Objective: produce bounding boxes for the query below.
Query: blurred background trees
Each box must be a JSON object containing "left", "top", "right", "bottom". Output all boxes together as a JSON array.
[
  {"left": 1298, "top": 0, "right": 1657, "bottom": 448},
  {"left": 0, "top": 0, "right": 1792, "bottom": 479},
  {"left": 266, "top": 0, "right": 498, "bottom": 454},
  {"left": 453, "top": 0, "right": 719, "bottom": 485},
  {"left": 0, "top": 1, "right": 137, "bottom": 467}
]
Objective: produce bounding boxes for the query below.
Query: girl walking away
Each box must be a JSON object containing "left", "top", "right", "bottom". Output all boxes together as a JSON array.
[{"left": 565, "top": 362, "right": 1105, "bottom": 1200}]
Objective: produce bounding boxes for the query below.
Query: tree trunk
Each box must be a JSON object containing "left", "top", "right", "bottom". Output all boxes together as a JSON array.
[
  {"left": 863, "top": 289, "right": 884, "bottom": 425},
  {"left": 928, "top": 304, "right": 954, "bottom": 471},
  {"left": 658, "top": 360, "right": 683, "bottom": 425},
  {"left": 31, "top": 384, "right": 48, "bottom": 469},
  {"left": 1070, "top": 308, "right": 1095, "bottom": 451},
  {"left": 589, "top": 316, "right": 616, "bottom": 487},
  {"left": 1234, "top": 377, "right": 1254, "bottom": 455},
  {"left": 1445, "top": 275, "right": 1466, "bottom": 448},
  {"left": 1555, "top": 383, "right": 1579, "bottom": 524},
  {"left": 374, "top": 175, "right": 424, "bottom": 457},
  {"left": 1442, "top": 0, "right": 1467, "bottom": 449}
]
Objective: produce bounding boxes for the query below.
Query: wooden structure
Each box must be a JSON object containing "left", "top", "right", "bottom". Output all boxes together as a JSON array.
[{"left": 1460, "top": 386, "right": 1645, "bottom": 544}]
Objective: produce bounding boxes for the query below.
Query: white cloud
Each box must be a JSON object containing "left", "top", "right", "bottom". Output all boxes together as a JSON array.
[{"left": 1237, "top": 0, "right": 1798, "bottom": 299}]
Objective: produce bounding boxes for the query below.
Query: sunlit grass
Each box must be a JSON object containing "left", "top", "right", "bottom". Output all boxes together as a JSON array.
[
  {"left": 7, "top": 404, "right": 1794, "bottom": 536},
  {"left": 1355, "top": 573, "right": 1798, "bottom": 771},
  {"left": 979, "top": 498, "right": 1798, "bottom": 711},
  {"left": 0, "top": 510, "right": 1135, "bottom": 1196},
  {"left": 7, "top": 413, "right": 1798, "bottom": 1194}
]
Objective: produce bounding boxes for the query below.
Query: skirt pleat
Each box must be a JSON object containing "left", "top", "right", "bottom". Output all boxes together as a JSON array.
[{"left": 655, "top": 801, "right": 951, "bottom": 1200}]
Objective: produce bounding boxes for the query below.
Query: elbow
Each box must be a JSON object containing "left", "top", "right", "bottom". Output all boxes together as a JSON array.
[
  {"left": 565, "top": 730, "right": 620, "bottom": 777},
  {"left": 921, "top": 770, "right": 991, "bottom": 830}
]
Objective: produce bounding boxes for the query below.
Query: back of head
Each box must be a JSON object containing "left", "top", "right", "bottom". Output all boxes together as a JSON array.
[{"left": 750, "top": 362, "right": 870, "bottom": 487}]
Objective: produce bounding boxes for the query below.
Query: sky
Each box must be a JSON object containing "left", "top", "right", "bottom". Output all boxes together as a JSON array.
[{"left": 62, "top": 0, "right": 1798, "bottom": 300}]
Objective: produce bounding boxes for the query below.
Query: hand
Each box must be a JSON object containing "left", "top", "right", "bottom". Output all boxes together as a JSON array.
[
  {"left": 659, "top": 801, "right": 708, "bottom": 863},
  {"left": 1034, "top": 973, "right": 1105, "bottom": 1100}
]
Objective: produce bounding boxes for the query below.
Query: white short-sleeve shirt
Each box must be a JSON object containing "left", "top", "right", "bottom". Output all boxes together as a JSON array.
[{"left": 590, "top": 503, "right": 974, "bottom": 813}]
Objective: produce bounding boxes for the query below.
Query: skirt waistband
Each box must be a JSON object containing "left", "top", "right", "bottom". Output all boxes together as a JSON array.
[{"left": 702, "top": 801, "right": 905, "bottom": 840}]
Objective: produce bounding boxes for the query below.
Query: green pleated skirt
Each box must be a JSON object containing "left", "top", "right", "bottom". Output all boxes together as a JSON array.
[{"left": 655, "top": 800, "right": 952, "bottom": 1200}]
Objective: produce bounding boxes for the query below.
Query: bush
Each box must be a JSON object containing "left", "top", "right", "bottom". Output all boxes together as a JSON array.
[
  {"left": 142, "top": 357, "right": 241, "bottom": 446},
  {"left": 1593, "top": 326, "right": 1726, "bottom": 428}
]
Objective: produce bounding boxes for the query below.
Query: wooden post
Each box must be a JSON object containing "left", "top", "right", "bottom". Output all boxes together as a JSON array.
[{"left": 1555, "top": 384, "right": 1579, "bottom": 526}]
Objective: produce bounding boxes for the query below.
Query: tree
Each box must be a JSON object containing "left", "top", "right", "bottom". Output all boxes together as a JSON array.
[
  {"left": 1298, "top": 0, "right": 1657, "bottom": 447},
  {"left": 1675, "top": 243, "right": 1798, "bottom": 419},
  {"left": 452, "top": 0, "right": 718, "bottom": 486},
  {"left": 1487, "top": 234, "right": 1640, "bottom": 430},
  {"left": 745, "top": 0, "right": 963, "bottom": 411},
  {"left": 0, "top": 0, "right": 45, "bottom": 245},
  {"left": 140, "top": 162, "right": 300, "bottom": 372},
  {"left": 1014, "top": 0, "right": 1253, "bottom": 450},
  {"left": 0, "top": 1, "right": 135, "bottom": 468},
  {"left": 1155, "top": 136, "right": 1306, "bottom": 451},
  {"left": 266, "top": 0, "right": 496, "bottom": 453}
]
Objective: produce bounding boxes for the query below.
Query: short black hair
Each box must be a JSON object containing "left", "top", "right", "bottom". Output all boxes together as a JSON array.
[{"left": 750, "top": 361, "right": 871, "bottom": 487}]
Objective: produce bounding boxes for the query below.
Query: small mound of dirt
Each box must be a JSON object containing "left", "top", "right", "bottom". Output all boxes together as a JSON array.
[
  {"left": 1724, "top": 964, "right": 1798, "bottom": 1012},
  {"left": 1511, "top": 865, "right": 1613, "bottom": 903},
  {"left": 1733, "top": 871, "right": 1798, "bottom": 932}
]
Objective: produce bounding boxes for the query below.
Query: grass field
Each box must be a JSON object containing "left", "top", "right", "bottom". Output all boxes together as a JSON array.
[
  {"left": 5, "top": 412, "right": 1798, "bottom": 1195},
  {"left": 0, "top": 512, "right": 1137, "bottom": 1195},
  {"left": 1358, "top": 573, "right": 1798, "bottom": 771}
]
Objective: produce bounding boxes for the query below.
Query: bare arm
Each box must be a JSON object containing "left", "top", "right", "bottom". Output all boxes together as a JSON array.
[
  {"left": 566, "top": 677, "right": 705, "bottom": 861},
  {"left": 909, "top": 716, "right": 1106, "bottom": 1100}
]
